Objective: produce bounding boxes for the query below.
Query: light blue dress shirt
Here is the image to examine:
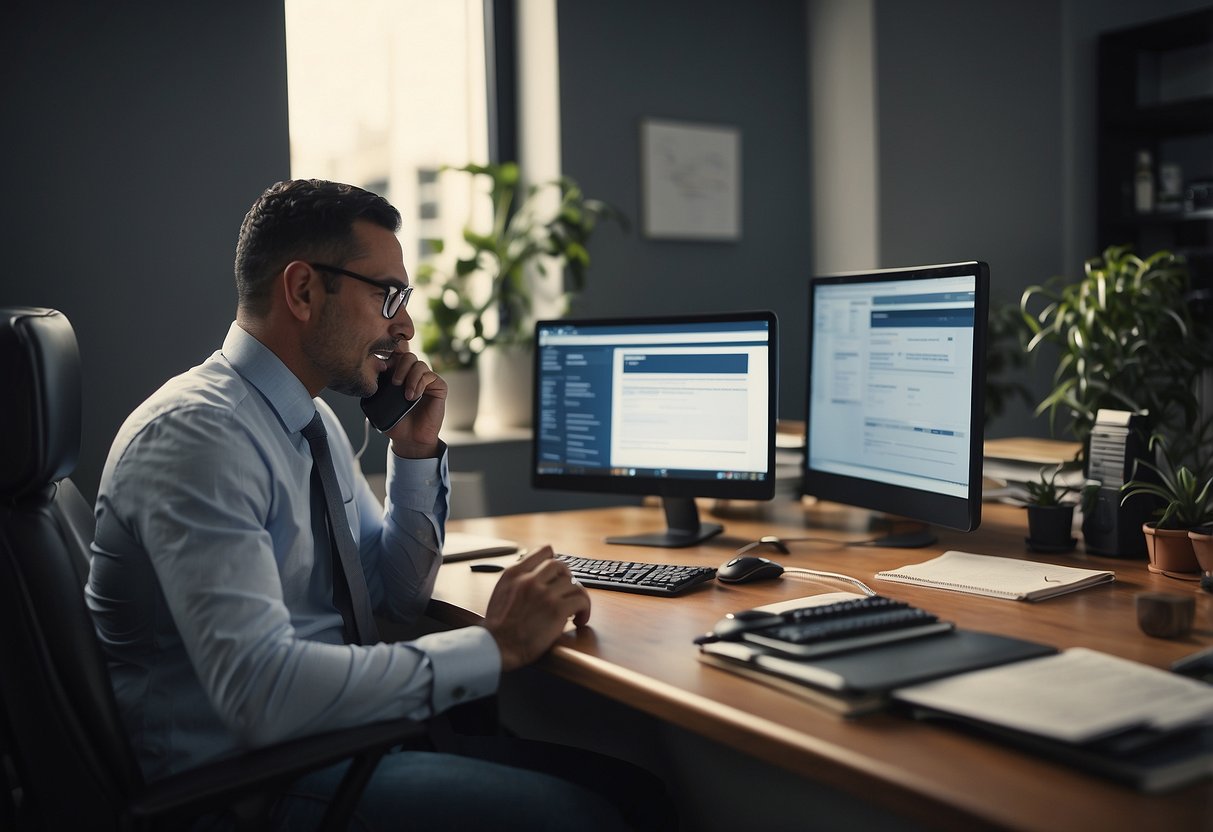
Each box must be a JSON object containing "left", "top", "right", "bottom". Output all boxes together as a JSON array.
[{"left": 87, "top": 323, "right": 500, "bottom": 780}]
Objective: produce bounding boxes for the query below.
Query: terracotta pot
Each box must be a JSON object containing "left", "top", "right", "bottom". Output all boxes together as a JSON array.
[
  {"left": 1189, "top": 526, "right": 1213, "bottom": 574},
  {"left": 1141, "top": 523, "right": 1200, "bottom": 574}
]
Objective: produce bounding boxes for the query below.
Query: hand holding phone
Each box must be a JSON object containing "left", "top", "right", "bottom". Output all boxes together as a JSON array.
[{"left": 360, "top": 370, "right": 421, "bottom": 432}]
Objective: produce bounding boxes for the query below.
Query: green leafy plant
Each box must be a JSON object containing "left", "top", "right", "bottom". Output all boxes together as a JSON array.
[
  {"left": 1120, "top": 435, "right": 1213, "bottom": 530},
  {"left": 1023, "top": 464, "right": 1080, "bottom": 507},
  {"left": 415, "top": 162, "right": 626, "bottom": 371},
  {"left": 1020, "top": 245, "right": 1212, "bottom": 460}
]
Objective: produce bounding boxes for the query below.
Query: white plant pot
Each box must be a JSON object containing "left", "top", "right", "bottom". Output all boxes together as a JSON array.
[
  {"left": 442, "top": 366, "right": 480, "bottom": 432},
  {"left": 479, "top": 344, "right": 533, "bottom": 429}
]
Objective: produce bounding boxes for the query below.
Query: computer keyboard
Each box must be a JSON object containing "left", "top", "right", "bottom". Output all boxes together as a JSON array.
[
  {"left": 556, "top": 553, "right": 718, "bottom": 596},
  {"left": 719, "top": 596, "right": 953, "bottom": 658}
]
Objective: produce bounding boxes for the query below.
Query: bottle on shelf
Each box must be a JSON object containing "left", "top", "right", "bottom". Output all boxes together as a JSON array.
[
  {"left": 1158, "top": 163, "right": 1183, "bottom": 213},
  {"left": 1134, "top": 149, "right": 1155, "bottom": 214}
]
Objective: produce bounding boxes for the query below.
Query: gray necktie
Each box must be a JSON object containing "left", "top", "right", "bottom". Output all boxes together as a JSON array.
[{"left": 302, "top": 412, "right": 380, "bottom": 645}]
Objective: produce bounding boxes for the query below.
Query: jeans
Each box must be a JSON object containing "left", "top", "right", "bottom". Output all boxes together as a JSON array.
[{"left": 269, "top": 734, "right": 674, "bottom": 831}]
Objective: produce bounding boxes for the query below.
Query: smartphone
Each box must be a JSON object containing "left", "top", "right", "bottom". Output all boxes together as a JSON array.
[{"left": 360, "top": 370, "right": 421, "bottom": 432}]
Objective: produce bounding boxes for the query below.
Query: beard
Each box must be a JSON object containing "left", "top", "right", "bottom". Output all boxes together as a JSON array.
[{"left": 305, "top": 299, "right": 378, "bottom": 397}]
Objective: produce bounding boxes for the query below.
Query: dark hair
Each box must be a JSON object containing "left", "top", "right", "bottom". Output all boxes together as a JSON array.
[{"left": 234, "top": 179, "right": 402, "bottom": 315}]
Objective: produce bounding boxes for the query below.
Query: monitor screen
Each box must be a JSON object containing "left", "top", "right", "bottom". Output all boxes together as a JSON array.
[
  {"left": 803, "top": 261, "right": 989, "bottom": 544},
  {"left": 533, "top": 310, "right": 778, "bottom": 547}
]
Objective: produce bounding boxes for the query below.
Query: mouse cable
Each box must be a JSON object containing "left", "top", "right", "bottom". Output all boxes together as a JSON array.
[
  {"left": 781, "top": 567, "right": 876, "bottom": 597},
  {"left": 354, "top": 416, "right": 371, "bottom": 461}
]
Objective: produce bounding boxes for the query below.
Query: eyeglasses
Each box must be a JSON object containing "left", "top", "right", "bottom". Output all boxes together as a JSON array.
[{"left": 310, "top": 263, "right": 413, "bottom": 319}]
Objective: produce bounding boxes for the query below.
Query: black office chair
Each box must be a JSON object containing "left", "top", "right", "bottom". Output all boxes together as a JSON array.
[{"left": 0, "top": 307, "right": 424, "bottom": 831}]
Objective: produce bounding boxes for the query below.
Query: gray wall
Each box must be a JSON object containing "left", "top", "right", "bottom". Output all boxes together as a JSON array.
[
  {"left": 875, "top": 0, "right": 1064, "bottom": 289},
  {"left": 1, "top": 2, "right": 290, "bottom": 502},
  {"left": 874, "top": 0, "right": 1066, "bottom": 437},
  {"left": 555, "top": 0, "right": 813, "bottom": 421}
]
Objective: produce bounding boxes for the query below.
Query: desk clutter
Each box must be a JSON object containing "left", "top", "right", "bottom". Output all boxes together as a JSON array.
[{"left": 697, "top": 592, "right": 1213, "bottom": 793}]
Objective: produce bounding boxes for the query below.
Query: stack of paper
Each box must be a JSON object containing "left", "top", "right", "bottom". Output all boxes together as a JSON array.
[
  {"left": 894, "top": 648, "right": 1213, "bottom": 792},
  {"left": 983, "top": 436, "right": 1085, "bottom": 504}
]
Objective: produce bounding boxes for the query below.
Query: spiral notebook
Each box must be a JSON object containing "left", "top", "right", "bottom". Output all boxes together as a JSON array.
[{"left": 876, "top": 550, "right": 1115, "bottom": 601}]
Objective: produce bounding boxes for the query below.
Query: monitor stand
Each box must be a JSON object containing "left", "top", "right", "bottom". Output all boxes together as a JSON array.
[
  {"left": 605, "top": 497, "right": 723, "bottom": 548},
  {"left": 798, "top": 502, "right": 938, "bottom": 548},
  {"left": 866, "top": 526, "right": 937, "bottom": 548}
]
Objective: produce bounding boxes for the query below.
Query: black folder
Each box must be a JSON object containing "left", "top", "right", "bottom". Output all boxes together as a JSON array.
[
  {"left": 700, "top": 628, "right": 1056, "bottom": 694},
  {"left": 904, "top": 712, "right": 1213, "bottom": 793}
]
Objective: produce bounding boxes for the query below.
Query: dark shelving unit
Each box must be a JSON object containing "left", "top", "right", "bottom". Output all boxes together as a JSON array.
[{"left": 1097, "top": 9, "right": 1213, "bottom": 297}]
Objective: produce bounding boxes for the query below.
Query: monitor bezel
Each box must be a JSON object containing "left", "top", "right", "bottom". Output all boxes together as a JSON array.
[
  {"left": 531, "top": 309, "right": 779, "bottom": 502},
  {"left": 802, "top": 261, "right": 989, "bottom": 532}
]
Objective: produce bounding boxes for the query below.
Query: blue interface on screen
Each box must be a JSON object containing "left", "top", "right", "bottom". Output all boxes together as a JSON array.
[
  {"left": 535, "top": 318, "right": 773, "bottom": 484},
  {"left": 533, "top": 312, "right": 777, "bottom": 548},
  {"left": 807, "top": 274, "right": 978, "bottom": 500}
]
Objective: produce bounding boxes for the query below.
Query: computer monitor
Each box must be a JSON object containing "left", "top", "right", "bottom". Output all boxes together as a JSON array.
[
  {"left": 533, "top": 311, "right": 778, "bottom": 547},
  {"left": 803, "top": 261, "right": 989, "bottom": 546}
]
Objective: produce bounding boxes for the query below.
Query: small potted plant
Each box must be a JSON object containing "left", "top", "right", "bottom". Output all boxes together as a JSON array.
[
  {"left": 1120, "top": 434, "right": 1213, "bottom": 576},
  {"left": 1191, "top": 523, "right": 1213, "bottom": 581},
  {"left": 1023, "top": 464, "right": 1080, "bottom": 552}
]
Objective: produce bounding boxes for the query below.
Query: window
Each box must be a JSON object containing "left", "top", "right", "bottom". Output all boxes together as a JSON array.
[
  {"left": 286, "top": 1, "right": 562, "bottom": 350},
  {"left": 285, "top": 0, "right": 491, "bottom": 320}
]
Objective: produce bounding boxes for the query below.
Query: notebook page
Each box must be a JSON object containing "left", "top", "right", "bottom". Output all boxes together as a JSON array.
[
  {"left": 876, "top": 550, "right": 1114, "bottom": 600},
  {"left": 894, "top": 648, "right": 1213, "bottom": 743}
]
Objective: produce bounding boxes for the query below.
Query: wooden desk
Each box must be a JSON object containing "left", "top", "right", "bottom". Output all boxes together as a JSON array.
[{"left": 431, "top": 501, "right": 1213, "bottom": 831}]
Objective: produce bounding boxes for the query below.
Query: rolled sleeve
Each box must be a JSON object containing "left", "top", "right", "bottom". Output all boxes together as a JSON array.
[{"left": 414, "top": 625, "right": 501, "bottom": 712}]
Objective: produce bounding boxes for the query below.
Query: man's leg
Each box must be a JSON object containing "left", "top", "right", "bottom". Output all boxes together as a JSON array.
[
  {"left": 272, "top": 748, "right": 630, "bottom": 832},
  {"left": 452, "top": 734, "right": 677, "bottom": 832}
]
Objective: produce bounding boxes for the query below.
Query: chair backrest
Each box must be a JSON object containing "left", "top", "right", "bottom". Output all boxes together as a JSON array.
[{"left": 0, "top": 307, "right": 145, "bottom": 830}]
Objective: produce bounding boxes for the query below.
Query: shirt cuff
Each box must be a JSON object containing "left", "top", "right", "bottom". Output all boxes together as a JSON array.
[
  {"left": 386, "top": 441, "right": 450, "bottom": 533},
  {"left": 413, "top": 625, "right": 500, "bottom": 712},
  {"left": 386, "top": 441, "right": 448, "bottom": 502}
]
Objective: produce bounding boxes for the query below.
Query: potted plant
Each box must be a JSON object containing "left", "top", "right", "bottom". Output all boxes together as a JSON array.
[
  {"left": 416, "top": 261, "right": 483, "bottom": 431},
  {"left": 1120, "top": 434, "right": 1213, "bottom": 576},
  {"left": 1191, "top": 523, "right": 1213, "bottom": 580},
  {"left": 1020, "top": 246, "right": 1212, "bottom": 462},
  {"left": 416, "top": 162, "right": 625, "bottom": 428},
  {"left": 1022, "top": 464, "right": 1081, "bottom": 552}
]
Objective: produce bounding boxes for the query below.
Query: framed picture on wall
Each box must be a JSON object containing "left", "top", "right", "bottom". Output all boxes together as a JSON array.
[{"left": 641, "top": 118, "right": 741, "bottom": 241}]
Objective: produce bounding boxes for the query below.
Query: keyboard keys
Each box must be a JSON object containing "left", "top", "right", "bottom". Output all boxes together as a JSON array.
[{"left": 556, "top": 554, "right": 717, "bottom": 596}]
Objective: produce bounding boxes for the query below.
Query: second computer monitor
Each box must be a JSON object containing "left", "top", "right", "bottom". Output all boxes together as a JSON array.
[
  {"left": 533, "top": 311, "right": 778, "bottom": 547},
  {"left": 803, "top": 261, "right": 989, "bottom": 543}
]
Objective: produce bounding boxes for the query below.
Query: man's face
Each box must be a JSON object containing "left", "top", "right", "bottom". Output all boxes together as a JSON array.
[{"left": 305, "top": 220, "right": 412, "bottom": 397}]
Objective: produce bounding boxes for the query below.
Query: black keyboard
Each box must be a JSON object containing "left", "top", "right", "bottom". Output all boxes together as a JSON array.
[
  {"left": 725, "top": 596, "right": 953, "bottom": 658},
  {"left": 556, "top": 554, "right": 718, "bottom": 596}
]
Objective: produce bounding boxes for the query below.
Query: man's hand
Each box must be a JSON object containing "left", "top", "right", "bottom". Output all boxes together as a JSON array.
[
  {"left": 482, "top": 546, "right": 591, "bottom": 672},
  {"left": 383, "top": 351, "right": 446, "bottom": 458}
]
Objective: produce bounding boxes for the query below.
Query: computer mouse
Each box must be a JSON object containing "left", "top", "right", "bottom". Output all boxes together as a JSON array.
[{"left": 716, "top": 555, "right": 786, "bottom": 584}]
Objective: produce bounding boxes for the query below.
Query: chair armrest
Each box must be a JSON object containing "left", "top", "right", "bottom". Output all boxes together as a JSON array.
[{"left": 129, "top": 716, "right": 427, "bottom": 826}]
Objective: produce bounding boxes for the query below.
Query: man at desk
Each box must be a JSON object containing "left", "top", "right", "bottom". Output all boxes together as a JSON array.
[{"left": 86, "top": 179, "right": 656, "bottom": 830}]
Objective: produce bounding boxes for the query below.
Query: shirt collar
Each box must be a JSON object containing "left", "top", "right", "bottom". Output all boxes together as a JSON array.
[{"left": 221, "top": 322, "right": 317, "bottom": 434}]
